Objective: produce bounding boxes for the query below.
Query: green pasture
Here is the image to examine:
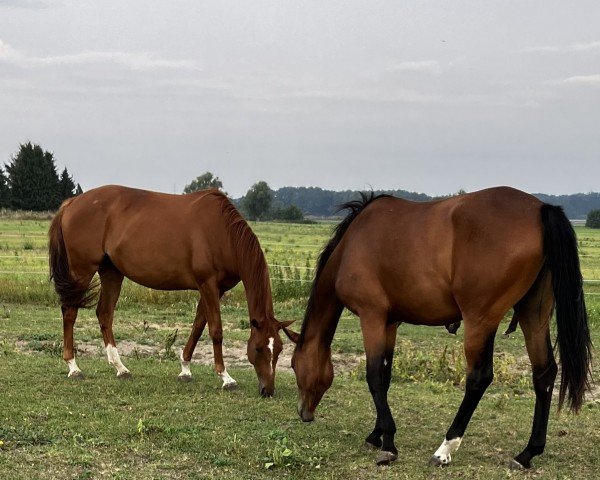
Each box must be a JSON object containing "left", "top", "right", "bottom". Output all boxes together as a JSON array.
[{"left": 1, "top": 216, "right": 599, "bottom": 479}]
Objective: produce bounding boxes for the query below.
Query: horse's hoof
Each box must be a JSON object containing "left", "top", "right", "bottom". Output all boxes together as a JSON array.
[
  {"left": 364, "top": 441, "right": 379, "bottom": 451},
  {"left": 375, "top": 451, "right": 397, "bottom": 466},
  {"left": 509, "top": 459, "right": 526, "bottom": 470},
  {"left": 177, "top": 374, "right": 192, "bottom": 383},
  {"left": 117, "top": 371, "right": 132, "bottom": 380},
  {"left": 222, "top": 381, "right": 238, "bottom": 391},
  {"left": 68, "top": 371, "right": 84, "bottom": 380},
  {"left": 429, "top": 455, "right": 450, "bottom": 467}
]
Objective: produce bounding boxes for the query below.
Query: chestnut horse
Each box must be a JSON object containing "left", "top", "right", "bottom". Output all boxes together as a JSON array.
[
  {"left": 290, "top": 187, "right": 592, "bottom": 468},
  {"left": 49, "top": 185, "right": 293, "bottom": 396}
]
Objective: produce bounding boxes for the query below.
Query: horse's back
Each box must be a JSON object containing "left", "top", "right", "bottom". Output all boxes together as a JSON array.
[
  {"left": 59, "top": 185, "right": 232, "bottom": 289},
  {"left": 334, "top": 187, "right": 546, "bottom": 324}
]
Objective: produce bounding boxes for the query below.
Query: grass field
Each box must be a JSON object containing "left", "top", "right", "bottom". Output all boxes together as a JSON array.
[{"left": 1, "top": 216, "right": 599, "bottom": 479}]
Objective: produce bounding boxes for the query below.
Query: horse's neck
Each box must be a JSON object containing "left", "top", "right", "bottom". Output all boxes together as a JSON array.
[
  {"left": 300, "top": 281, "right": 344, "bottom": 349},
  {"left": 239, "top": 261, "right": 275, "bottom": 321}
]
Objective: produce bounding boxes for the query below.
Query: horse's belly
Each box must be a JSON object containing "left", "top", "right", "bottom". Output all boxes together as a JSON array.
[
  {"left": 389, "top": 287, "right": 461, "bottom": 326},
  {"left": 109, "top": 255, "right": 198, "bottom": 290}
]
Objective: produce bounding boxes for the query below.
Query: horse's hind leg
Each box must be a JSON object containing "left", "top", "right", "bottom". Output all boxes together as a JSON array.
[
  {"left": 361, "top": 313, "right": 399, "bottom": 465},
  {"left": 430, "top": 320, "right": 498, "bottom": 467},
  {"left": 96, "top": 263, "right": 129, "bottom": 378},
  {"left": 178, "top": 301, "right": 208, "bottom": 381},
  {"left": 511, "top": 274, "right": 556, "bottom": 469},
  {"left": 62, "top": 306, "right": 83, "bottom": 378},
  {"left": 60, "top": 269, "right": 95, "bottom": 379}
]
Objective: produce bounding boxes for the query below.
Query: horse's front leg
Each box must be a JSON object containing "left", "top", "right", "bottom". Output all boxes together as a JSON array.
[
  {"left": 178, "top": 300, "right": 208, "bottom": 381},
  {"left": 361, "top": 314, "right": 398, "bottom": 465},
  {"left": 200, "top": 280, "right": 237, "bottom": 389}
]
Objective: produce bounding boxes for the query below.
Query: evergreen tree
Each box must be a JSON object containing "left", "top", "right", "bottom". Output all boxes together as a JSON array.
[
  {"left": 0, "top": 167, "right": 10, "bottom": 209},
  {"left": 5, "top": 142, "right": 61, "bottom": 210},
  {"left": 58, "top": 167, "right": 77, "bottom": 201},
  {"left": 75, "top": 183, "right": 83, "bottom": 195}
]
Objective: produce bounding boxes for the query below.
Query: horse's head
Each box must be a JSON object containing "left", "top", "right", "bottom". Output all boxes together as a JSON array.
[
  {"left": 246, "top": 318, "right": 295, "bottom": 397},
  {"left": 291, "top": 340, "right": 333, "bottom": 422}
]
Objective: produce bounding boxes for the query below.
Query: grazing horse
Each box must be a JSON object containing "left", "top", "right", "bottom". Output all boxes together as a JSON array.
[
  {"left": 290, "top": 187, "right": 592, "bottom": 468},
  {"left": 49, "top": 185, "right": 293, "bottom": 396}
]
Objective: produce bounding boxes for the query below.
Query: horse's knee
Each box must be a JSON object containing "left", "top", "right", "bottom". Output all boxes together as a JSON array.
[{"left": 466, "top": 366, "right": 493, "bottom": 392}]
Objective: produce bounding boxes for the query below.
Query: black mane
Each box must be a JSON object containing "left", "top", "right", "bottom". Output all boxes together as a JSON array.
[{"left": 297, "top": 192, "right": 391, "bottom": 347}]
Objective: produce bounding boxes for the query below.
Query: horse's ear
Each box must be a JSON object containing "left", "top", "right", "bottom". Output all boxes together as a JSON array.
[
  {"left": 278, "top": 319, "right": 295, "bottom": 329},
  {"left": 282, "top": 327, "right": 300, "bottom": 344},
  {"left": 250, "top": 318, "right": 260, "bottom": 329}
]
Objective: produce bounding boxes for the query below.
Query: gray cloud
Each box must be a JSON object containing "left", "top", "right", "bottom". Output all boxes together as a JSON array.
[
  {"left": 0, "top": 39, "right": 200, "bottom": 71},
  {"left": 521, "top": 41, "right": 600, "bottom": 54},
  {"left": 0, "top": 1, "right": 599, "bottom": 197}
]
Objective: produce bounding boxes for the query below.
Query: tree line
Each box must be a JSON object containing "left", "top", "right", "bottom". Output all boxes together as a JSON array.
[
  {"left": 1, "top": 143, "right": 82, "bottom": 211},
  {"left": 184, "top": 173, "right": 305, "bottom": 222},
  {"left": 3, "top": 146, "right": 599, "bottom": 223}
]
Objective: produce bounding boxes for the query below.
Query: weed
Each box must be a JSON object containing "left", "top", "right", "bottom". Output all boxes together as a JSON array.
[
  {"left": 264, "top": 430, "right": 295, "bottom": 469},
  {"left": 162, "top": 329, "right": 179, "bottom": 360}
]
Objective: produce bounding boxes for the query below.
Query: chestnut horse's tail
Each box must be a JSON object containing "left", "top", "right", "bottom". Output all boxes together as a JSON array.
[
  {"left": 541, "top": 204, "right": 592, "bottom": 412},
  {"left": 49, "top": 201, "right": 98, "bottom": 308}
]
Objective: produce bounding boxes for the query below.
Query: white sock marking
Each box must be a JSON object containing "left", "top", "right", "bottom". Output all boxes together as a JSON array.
[
  {"left": 178, "top": 349, "right": 192, "bottom": 378},
  {"left": 67, "top": 358, "right": 82, "bottom": 377},
  {"left": 180, "top": 361, "right": 191, "bottom": 377},
  {"left": 433, "top": 437, "right": 462, "bottom": 465},
  {"left": 106, "top": 344, "right": 130, "bottom": 376},
  {"left": 218, "top": 369, "right": 237, "bottom": 387}
]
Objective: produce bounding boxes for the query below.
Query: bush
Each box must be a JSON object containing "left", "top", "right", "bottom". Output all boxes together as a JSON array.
[{"left": 586, "top": 209, "right": 600, "bottom": 228}]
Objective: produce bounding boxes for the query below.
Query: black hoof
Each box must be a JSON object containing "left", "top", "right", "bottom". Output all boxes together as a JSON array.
[
  {"left": 509, "top": 459, "right": 527, "bottom": 470},
  {"left": 68, "top": 371, "right": 84, "bottom": 380},
  {"left": 376, "top": 451, "right": 397, "bottom": 466},
  {"left": 177, "top": 374, "right": 192, "bottom": 383},
  {"left": 117, "top": 371, "right": 133, "bottom": 380},
  {"left": 428, "top": 455, "right": 449, "bottom": 467}
]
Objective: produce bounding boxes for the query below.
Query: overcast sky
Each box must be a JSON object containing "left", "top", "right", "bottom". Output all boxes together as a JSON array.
[{"left": 1, "top": 1, "right": 599, "bottom": 197}]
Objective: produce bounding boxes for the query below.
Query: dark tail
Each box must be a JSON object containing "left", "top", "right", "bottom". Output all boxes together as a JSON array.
[
  {"left": 541, "top": 204, "right": 592, "bottom": 412},
  {"left": 298, "top": 192, "right": 389, "bottom": 346},
  {"left": 48, "top": 201, "right": 98, "bottom": 308}
]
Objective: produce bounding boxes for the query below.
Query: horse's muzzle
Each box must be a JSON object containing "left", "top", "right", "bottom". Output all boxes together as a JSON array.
[
  {"left": 297, "top": 399, "right": 314, "bottom": 422},
  {"left": 259, "top": 382, "right": 273, "bottom": 398}
]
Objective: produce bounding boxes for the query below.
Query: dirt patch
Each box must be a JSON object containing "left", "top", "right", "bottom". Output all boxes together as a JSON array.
[{"left": 13, "top": 338, "right": 363, "bottom": 374}]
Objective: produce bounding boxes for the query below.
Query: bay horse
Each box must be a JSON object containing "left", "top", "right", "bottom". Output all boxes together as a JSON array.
[
  {"left": 49, "top": 185, "right": 293, "bottom": 396},
  {"left": 290, "top": 187, "right": 592, "bottom": 468}
]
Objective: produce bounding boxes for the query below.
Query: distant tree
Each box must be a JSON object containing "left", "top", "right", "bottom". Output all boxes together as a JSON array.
[
  {"left": 0, "top": 167, "right": 10, "bottom": 208},
  {"left": 586, "top": 209, "right": 600, "bottom": 229},
  {"left": 243, "top": 181, "right": 273, "bottom": 221},
  {"left": 271, "top": 205, "right": 304, "bottom": 222},
  {"left": 58, "top": 167, "right": 77, "bottom": 201},
  {"left": 5, "top": 142, "right": 61, "bottom": 210},
  {"left": 4, "top": 143, "right": 81, "bottom": 211},
  {"left": 183, "top": 172, "right": 225, "bottom": 194},
  {"left": 75, "top": 183, "right": 83, "bottom": 195}
]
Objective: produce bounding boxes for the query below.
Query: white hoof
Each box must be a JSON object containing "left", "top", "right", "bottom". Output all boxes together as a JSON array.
[
  {"left": 222, "top": 380, "right": 238, "bottom": 390},
  {"left": 431, "top": 437, "right": 462, "bottom": 467}
]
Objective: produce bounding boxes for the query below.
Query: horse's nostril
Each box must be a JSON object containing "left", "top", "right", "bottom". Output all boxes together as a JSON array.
[{"left": 260, "top": 386, "right": 267, "bottom": 397}]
